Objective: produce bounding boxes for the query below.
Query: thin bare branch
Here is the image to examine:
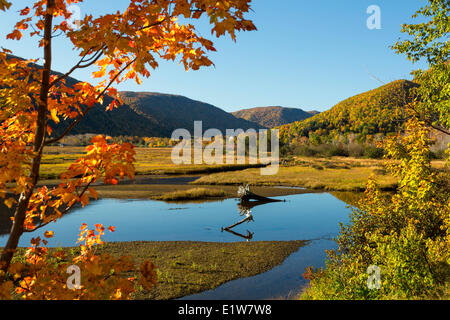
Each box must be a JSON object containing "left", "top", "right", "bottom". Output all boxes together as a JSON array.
[
  {"left": 49, "top": 46, "right": 106, "bottom": 88},
  {"left": 44, "top": 57, "right": 137, "bottom": 145}
]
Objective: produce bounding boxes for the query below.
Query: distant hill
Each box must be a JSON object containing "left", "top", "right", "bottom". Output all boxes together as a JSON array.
[
  {"left": 52, "top": 88, "right": 263, "bottom": 138},
  {"left": 5, "top": 55, "right": 263, "bottom": 138},
  {"left": 232, "top": 106, "right": 314, "bottom": 128},
  {"left": 49, "top": 77, "right": 172, "bottom": 138},
  {"left": 307, "top": 110, "right": 321, "bottom": 116},
  {"left": 278, "top": 80, "right": 419, "bottom": 143},
  {"left": 53, "top": 90, "right": 263, "bottom": 138},
  {"left": 120, "top": 91, "right": 263, "bottom": 136}
]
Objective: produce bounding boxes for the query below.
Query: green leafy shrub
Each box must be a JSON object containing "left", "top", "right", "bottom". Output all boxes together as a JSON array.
[
  {"left": 302, "top": 119, "right": 450, "bottom": 300},
  {"left": 363, "top": 145, "right": 384, "bottom": 159}
]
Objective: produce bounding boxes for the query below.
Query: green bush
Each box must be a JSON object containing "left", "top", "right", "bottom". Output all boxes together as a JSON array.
[
  {"left": 324, "top": 145, "right": 349, "bottom": 157},
  {"left": 302, "top": 119, "right": 449, "bottom": 300},
  {"left": 292, "top": 144, "right": 349, "bottom": 158},
  {"left": 363, "top": 145, "right": 384, "bottom": 159},
  {"left": 288, "top": 143, "right": 384, "bottom": 159}
]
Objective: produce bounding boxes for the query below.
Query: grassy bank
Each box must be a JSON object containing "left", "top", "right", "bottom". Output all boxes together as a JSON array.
[
  {"left": 92, "top": 183, "right": 314, "bottom": 200},
  {"left": 152, "top": 188, "right": 226, "bottom": 201},
  {"left": 41, "top": 147, "right": 396, "bottom": 191},
  {"left": 41, "top": 147, "right": 448, "bottom": 192},
  {"left": 192, "top": 163, "right": 398, "bottom": 191},
  {"left": 192, "top": 156, "right": 444, "bottom": 191}
]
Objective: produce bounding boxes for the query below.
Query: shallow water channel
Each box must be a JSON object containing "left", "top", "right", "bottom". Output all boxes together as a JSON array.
[{"left": 0, "top": 192, "right": 352, "bottom": 299}]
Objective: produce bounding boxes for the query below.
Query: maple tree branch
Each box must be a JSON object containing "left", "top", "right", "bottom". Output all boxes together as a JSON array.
[
  {"left": 45, "top": 12, "right": 180, "bottom": 144},
  {"left": 49, "top": 46, "right": 106, "bottom": 88},
  {"left": 24, "top": 179, "right": 95, "bottom": 233},
  {"left": 44, "top": 57, "right": 137, "bottom": 145},
  {"left": 79, "top": 47, "right": 106, "bottom": 65},
  {"left": 51, "top": 31, "right": 64, "bottom": 38},
  {"left": 29, "top": 23, "right": 43, "bottom": 38},
  {"left": 50, "top": 11, "right": 165, "bottom": 89},
  {"left": 138, "top": 16, "right": 170, "bottom": 31}
]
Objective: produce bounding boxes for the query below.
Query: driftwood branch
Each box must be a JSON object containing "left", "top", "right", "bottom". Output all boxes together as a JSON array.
[{"left": 237, "top": 185, "right": 282, "bottom": 203}]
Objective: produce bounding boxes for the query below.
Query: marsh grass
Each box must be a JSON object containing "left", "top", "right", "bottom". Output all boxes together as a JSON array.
[
  {"left": 192, "top": 164, "right": 399, "bottom": 191},
  {"left": 153, "top": 188, "right": 226, "bottom": 201},
  {"left": 39, "top": 147, "right": 444, "bottom": 191},
  {"left": 40, "top": 147, "right": 265, "bottom": 179}
]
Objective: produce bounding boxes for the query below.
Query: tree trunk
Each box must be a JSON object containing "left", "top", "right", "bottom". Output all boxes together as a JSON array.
[{"left": 0, "top": 0, "right": 54, "bottom": 274}]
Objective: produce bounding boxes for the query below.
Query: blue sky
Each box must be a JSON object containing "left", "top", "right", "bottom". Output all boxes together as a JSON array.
[{"left": 0, "top": 0, "right": 429, "bottom": 112}]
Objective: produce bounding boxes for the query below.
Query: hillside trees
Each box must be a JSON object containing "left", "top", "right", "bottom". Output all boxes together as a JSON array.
[
  {"left": 278, "top": 80, "right": 418, "bottom": 146},
  {"left": 0, "top": 0, "right": 255, "bottom": 299}
]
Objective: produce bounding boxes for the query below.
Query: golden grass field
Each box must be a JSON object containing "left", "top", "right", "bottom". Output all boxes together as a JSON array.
[
  {"left": 41, "top": 146, "right": 446, "bottom": 194},
  {"left": 41, "top": 146, "right": 264, "bottom": 179},
  {"left": 192, "top": 164, "right": 397, "bottom": 191},
  {"left": 152, "top": 188, "right": 226, "bottom": 201}
]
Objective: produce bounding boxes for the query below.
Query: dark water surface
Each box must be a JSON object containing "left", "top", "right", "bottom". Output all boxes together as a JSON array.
[{"left": 0, "top": 193, "right": 351, "bottom": 299}]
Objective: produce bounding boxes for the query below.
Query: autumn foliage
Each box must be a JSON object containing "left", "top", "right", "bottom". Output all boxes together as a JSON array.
[
  {"left": 1, "top": 223, "right": 158, "bottom": 300},
  {"left": 0, "top": 0, "right": 255, "bottom": 299},
  {"left": 278, "top": 80, "right": 418, "bottom": 146}
]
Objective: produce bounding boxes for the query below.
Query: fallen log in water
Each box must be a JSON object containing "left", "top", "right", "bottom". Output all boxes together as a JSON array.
[{"left": 237, "top": 185, "right": 283, "bottom": 203}]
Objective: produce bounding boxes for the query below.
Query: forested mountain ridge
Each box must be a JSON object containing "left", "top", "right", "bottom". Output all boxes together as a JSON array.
[
  {"left": 232, "top": 106, "right": 314, "bottom": 128},
  {"left": 278, "top": 80, "right": 419, "bottom": 144},
  {"left": 119, "top": 91, "right": 264, "bottom": 135},
  {"left": 52, "top": 89, "right": 264, "bottom": 138}
]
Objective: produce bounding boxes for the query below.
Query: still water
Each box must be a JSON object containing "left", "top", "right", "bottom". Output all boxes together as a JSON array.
[{"left": 0, "top": 192, "right": 352, "bottom": 299}]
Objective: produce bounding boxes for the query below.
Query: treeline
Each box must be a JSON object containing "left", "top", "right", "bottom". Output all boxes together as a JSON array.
[
  {"left": 58, "top": 134, "right": 177, "bottom": 147},
  {"left": 280, "top": 138, "right": 447, "bottom": 160},
  {"left": 282, "top": 142, "right": 384, "bottom": 159}
]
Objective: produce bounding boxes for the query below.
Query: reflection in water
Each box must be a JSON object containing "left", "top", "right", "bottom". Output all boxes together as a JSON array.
[
  {"left": 222, "top": 199, "right": 277, "bottom": 242},
  {"left": 222, "top": 208, "right": 254, "bottom": 241},
  {"left": 222, "top": 228, "right": 254, "bottom": 241},
  {"left": 0, "top": 193, "right": 351, "bottom": 247}
]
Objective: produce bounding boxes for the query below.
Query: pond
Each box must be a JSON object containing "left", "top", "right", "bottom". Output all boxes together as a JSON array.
[{"left": 0, "top": 192, "right": 352, "bottom": 299}]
